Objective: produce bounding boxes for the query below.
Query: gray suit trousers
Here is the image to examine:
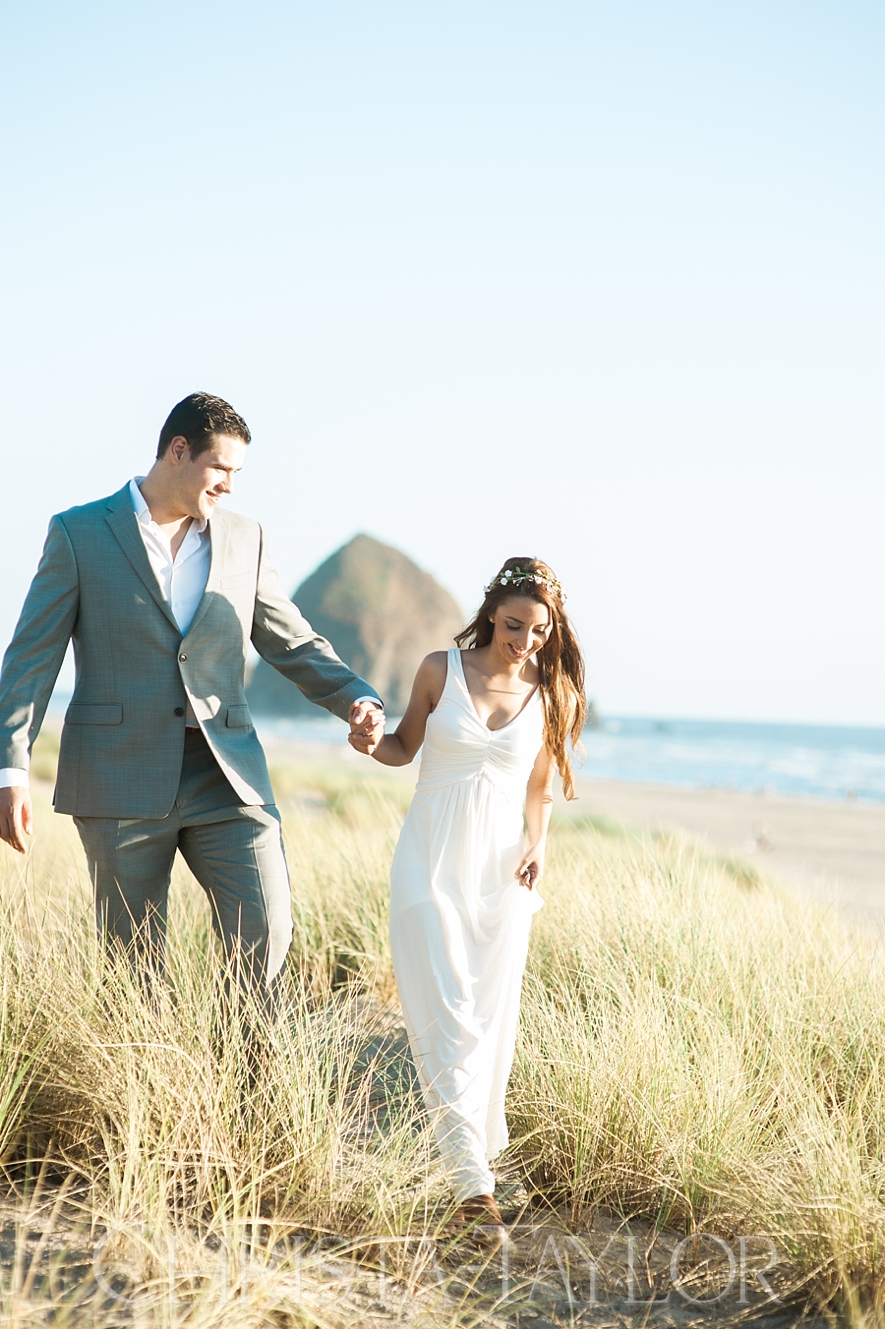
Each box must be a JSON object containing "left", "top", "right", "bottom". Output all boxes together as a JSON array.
[{"left": 74, "top": 729, "right": 292, "bottom": 1002}]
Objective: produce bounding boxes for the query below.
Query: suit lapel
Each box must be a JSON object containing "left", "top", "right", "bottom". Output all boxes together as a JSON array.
[
  {"left": 104, "top": 486, "right": 181, "bottom": 634},
  {"left": 182, "top": 508, "right": 229, "bottom": 640}
]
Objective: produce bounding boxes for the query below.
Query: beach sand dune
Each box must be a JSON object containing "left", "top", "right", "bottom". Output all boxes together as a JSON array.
[
  {"left": 260, "top": 730, "right": 885, "bottom": 930},
  {"left": 575, "top": 778, "right": 885, "bottom": 929}
]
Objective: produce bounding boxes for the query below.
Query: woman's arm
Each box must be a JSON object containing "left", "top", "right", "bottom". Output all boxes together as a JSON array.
[
  {"left": 368, "top": 652, "right": 448, "bottom": 767},
  {"left": 516, "top": 745, "right": 557, "bottom": 889}
]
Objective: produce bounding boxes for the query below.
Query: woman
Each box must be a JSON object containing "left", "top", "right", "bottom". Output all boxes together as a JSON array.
[{"left": 368, "top": 557, "right": 586, "bottom": 1236}]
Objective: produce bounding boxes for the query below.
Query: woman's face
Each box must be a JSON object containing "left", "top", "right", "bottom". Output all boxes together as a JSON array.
[{"left": 489, "top": 594, "right": 552, "bottom": 664}]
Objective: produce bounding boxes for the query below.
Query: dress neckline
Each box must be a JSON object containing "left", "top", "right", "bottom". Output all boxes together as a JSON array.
[{"left": 450, "top": 648, "right": 540, "bottom": 734}]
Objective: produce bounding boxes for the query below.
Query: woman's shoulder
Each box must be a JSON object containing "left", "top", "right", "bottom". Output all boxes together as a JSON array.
[
  {"left": 421, "top": 649, "right": 452, "bottom": 674},
  {"left": 406, "top": 653, "right": 449, "bottom": 717},
  {"left": 413, "top": 650, "right": 451, "bottom": 701}
]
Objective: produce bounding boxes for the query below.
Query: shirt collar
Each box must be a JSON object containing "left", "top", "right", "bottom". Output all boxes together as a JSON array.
[{"left": 129, "top": 478, "right": 208, "bottom": 534}]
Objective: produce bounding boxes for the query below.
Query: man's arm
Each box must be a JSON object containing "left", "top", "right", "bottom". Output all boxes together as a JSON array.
[
  {"left": 250, "top": 531, "right": 384, "bottom": 749},
  {"left": 0, "top": 517, "right": 80, "bottom": 851}
]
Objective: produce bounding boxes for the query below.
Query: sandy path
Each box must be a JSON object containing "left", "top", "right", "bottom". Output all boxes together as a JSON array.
[{"left": 573, "top": 778, "right": 885, "bottom": 929}]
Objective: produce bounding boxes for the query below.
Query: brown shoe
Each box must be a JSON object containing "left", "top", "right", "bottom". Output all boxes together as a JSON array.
[{"left": 446, "top": 1193, "right": 507, "bottom": 1245}]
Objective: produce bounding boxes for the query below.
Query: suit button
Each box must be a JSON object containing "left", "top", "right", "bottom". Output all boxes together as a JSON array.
[
  {"left": 179, "top": 653, "right": 187, "bottom": 662},
  {"left": 174, "top": 707, "right": 184, "bottom": 717}
]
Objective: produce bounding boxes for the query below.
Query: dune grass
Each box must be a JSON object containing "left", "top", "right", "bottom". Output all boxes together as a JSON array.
[{"left": 0, "top": 757, "right": 884, "bottom": 1323}]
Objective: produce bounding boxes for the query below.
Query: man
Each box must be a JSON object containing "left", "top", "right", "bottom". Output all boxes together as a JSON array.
[{"left": 0, "top": 392, "right": 384, "bottom": 1008}]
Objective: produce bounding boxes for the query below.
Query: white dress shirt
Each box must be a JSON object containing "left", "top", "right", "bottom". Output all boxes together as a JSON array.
[
  {"left": 129, "top": 477, "right": 207, "bottom": 727},
  {"left": 129, "top": 477, "right": 210, "bottom": 637},
  {"left": 0, "top": 480, "right": 381, "bottom": 788}
]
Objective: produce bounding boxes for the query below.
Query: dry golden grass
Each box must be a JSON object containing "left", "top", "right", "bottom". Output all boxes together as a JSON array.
[{"left": 1, "top": 756, "right": 884, "bottom": 1324}]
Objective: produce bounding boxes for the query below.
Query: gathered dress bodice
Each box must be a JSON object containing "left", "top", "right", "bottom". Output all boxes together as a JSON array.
[{"left": 416, "top": 648, "right": 544, "bottom": 798}]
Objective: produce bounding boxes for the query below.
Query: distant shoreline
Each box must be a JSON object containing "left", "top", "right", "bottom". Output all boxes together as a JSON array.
[
  {"left": 40, "top": 694, "right": 885, "bottom": 803},
  {"left": 253, "top": 711, "right": 885, "bottom": 803},
  {"left": 256, "top": 730, "right": 885, "bottom": 928},
  {"left": 572, "top": 776, "right": 885, "bottom": 930},
  {"left": 32, "top": 716, "right": 885, "bottom": 929}
]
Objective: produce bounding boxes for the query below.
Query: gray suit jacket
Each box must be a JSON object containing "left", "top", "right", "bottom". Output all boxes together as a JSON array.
[{"left": 0, "top": 484, "right": 379, "bottom": 817}]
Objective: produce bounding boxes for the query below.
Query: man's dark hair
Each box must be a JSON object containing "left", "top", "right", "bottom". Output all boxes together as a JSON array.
[{"left": 157, "top": 392, "right": 251, "bottom": 459}]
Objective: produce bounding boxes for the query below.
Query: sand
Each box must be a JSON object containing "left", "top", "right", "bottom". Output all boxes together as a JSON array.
[
  {"left": 573, "top": 777, "right": 885, "bottom": 930},
  {"left": 261, "top": 730, "right": 885, "bottom": 928},
  {"left": 72, "top": 721, "right": 881, "bottom": 932}
]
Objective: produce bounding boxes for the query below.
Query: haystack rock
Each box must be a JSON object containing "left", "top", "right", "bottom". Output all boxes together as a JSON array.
[{"left": 246, "top": 534, "right": 464, "bottom": 717}]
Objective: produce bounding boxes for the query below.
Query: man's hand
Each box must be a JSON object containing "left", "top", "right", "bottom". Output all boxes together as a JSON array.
[
  {"left": 347, "top": 701, "right": 385, "bottom": 756},
  {"left": 0, "top": 787, "right": 33, "bottom": 854}
]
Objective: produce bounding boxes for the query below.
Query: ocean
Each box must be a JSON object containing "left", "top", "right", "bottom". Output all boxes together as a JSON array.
[
  {"left": 578, "top": 717, "right": 885, "bottom": 803},
  {"left": 255, "top": 713, "right": 885, "bottom": 803},
  {"left": 45, "top": 691, "right": 885, "bottom": 803}
]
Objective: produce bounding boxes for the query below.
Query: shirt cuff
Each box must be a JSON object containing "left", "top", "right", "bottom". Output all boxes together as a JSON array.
[
  {"left": 353, "top": 696, "right": 384, "bottom": 711},
  {"left": 0, "top": 769, "right": 29, "bottom": 789}
]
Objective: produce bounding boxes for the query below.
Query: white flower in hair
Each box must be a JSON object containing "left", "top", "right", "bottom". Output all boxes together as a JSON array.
[{"left": 484, "top": 564, "right": 566, "bottom": 602}]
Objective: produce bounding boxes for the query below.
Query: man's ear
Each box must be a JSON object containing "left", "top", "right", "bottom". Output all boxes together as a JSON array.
[{"left": 167, "top": 436, "right": 191, "bottom": 464}]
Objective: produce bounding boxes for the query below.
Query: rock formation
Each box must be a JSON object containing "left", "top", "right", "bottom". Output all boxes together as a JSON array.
[{"left": 246, "top": 533, "right": 464, "bottom": 717}]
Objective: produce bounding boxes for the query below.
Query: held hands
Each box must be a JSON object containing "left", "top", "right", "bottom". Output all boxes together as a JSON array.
[
  {"left": 0, "top": 787, "right": 33, "bottom": 855},
  {"left": 516, "top": 841, "right": 545, "bottom": 891},
  {"left": 347, "top": 701, "right": 385, "bottom": 756}
]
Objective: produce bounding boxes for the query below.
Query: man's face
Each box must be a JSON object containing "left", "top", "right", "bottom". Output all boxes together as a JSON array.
[{"left": 172, "top": 434, "right": 248, "bottom": 521}]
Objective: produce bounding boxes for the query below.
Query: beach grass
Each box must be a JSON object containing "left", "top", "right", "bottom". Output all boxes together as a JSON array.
[{"left": 1, "top": 758, "right": 884, "bottom": 1323}]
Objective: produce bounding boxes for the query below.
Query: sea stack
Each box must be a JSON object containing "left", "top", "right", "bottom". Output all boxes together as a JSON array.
[{"left": 247, "top": 534, "right": 464, "bottom": 717}]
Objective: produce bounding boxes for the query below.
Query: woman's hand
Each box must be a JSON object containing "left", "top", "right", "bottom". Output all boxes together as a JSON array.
[
  {"left": 515, "top": 841, "right": 545, "bottom": 891},
  {"left": 348, "top": 700, "right": 385, "bottom": 755}
]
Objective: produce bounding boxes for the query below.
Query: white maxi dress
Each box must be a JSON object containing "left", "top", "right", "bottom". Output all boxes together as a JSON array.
[{"left": 390, "top": 648, "right": 545, "bottom": 1202}]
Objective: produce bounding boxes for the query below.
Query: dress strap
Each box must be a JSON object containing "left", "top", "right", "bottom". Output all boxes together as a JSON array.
[
  {"left": 445, "top": 648, "right": 466, "bottom": 702},
  {"left": 448, "top": 648, "right": 475, "bottom": 707}
]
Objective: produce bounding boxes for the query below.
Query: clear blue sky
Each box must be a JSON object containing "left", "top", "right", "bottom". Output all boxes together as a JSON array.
[{"left": 1, "top": 0, "right": 882, "bottom": 723}]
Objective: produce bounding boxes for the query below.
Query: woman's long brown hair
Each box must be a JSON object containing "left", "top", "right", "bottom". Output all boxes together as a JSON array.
[{"left": 455, "top": 557, "right": 586, "bottom": 799}]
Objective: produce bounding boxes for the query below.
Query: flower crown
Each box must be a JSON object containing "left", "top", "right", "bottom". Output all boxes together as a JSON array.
[{"left": 485, "top": 565, "right": 566, "bottom": 602}]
